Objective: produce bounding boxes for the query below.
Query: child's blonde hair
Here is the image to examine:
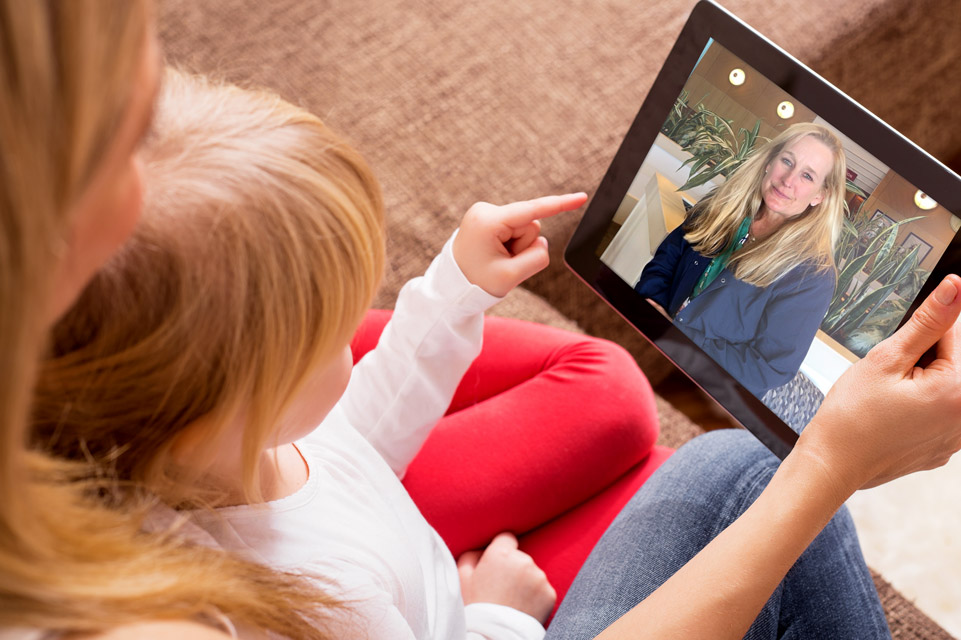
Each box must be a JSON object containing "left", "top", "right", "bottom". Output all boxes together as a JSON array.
[{"left": 34, "top": 69, "right": 386, "bottom": 507}]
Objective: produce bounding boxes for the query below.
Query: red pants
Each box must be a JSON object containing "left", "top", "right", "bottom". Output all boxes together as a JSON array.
[{"left": 351, "top": 310, "right": 672, "bottom": 608}]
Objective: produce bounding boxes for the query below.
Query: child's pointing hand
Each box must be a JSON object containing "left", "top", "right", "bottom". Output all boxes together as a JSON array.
[{"left": 452, "top": 193, "right": 588, "bottom": 297}]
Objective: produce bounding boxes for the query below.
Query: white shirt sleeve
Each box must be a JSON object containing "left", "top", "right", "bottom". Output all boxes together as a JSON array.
[
  {"left": 335, "top": 568, "right": 546, "bottom": 640},
  {"left": 339, "top": 231, "right": 501, "bottom": 477},
  {"left": 465, "top": 604, "right": 547, "bottom": 640},
  {"left": 330, "top": 577, "right": 546, "bottom": 640}
]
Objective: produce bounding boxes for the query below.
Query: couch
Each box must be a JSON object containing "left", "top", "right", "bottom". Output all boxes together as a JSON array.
[{"left": 159, "top": 0, "right": 961, "bottom": 637}]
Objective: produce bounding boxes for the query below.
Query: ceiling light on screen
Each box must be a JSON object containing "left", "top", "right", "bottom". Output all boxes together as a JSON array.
[
  {"left": 777, "top": 100, "right": 795, "bottom": 119},
  {"left": 728, "top": 68, "right": 745, "bottom": 86},
  {"left": 914, "top": 190, "right": 938, "bottom": 210}
]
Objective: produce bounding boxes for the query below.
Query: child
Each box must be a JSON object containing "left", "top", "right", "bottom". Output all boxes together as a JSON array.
[{"left": 33, "top": 70, "right": 658, "bottom": 638}]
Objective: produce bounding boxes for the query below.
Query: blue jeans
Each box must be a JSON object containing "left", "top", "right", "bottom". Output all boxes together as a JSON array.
[{"left": 546, "top": 429, "right": 890, "bottom": 639}]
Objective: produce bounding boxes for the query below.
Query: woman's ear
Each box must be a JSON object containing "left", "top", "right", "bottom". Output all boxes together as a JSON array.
[
  {"left": 49, "top": 156, "right": 145, "bottom": 322},
  {"left": 47, "top": 35, "right": 159, "bottom": 324},
  {"left": 811, "top": 190, "right": 825, "bottom": 207}
]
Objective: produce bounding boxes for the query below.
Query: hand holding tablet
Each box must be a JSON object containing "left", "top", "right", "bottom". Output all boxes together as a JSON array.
[
  {"left": 571, "top": 276, "right": 961, "bottom": 640},
  {"left": 801, "top": 273, "right": 961, "bottom": 493}
]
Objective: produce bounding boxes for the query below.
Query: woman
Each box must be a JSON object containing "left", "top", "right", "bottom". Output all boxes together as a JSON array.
[
  {"left": 636, "top": 123, "right": 844, "bottom": 397},
  {"left": 3, "top": 3, "right": 961, "bottom": 638},
  {"left": 0, "top": 3, "right": 340, "bottom": 638}
]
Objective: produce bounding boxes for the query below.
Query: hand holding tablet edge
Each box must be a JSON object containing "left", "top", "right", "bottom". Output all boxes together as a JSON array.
[{"left": 798, "top": 273, "right": 961, "bottom": 496}]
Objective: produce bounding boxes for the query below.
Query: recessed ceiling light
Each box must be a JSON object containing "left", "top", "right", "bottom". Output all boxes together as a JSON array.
[
  {"left": 777, "top": 100, "right": 795, "bottom": 119},
  {"left": 914, "top": 190, "right": 938, "bottom": 211}
]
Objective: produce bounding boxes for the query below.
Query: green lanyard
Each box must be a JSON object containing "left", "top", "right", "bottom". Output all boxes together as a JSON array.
[{"left": 690, "top": 216, "right": 752, "bottom": 299}]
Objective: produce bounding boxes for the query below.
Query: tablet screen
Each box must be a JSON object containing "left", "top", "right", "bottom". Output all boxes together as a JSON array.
[{"left": 565, "top": 1, "right": 961, "bottom": 457}]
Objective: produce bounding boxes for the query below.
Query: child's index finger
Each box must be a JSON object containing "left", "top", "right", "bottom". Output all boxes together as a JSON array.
[{"left": 498, "top": 193, "right": 588, "bottom": 227}]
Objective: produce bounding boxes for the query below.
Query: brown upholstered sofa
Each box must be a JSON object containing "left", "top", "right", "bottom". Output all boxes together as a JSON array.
[{"left": 159, "top": 1, "right": 960, "bottom": 637}]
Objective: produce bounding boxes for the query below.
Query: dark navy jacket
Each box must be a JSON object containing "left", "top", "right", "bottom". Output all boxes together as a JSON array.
[{"left": 635, "top": 223, "right": 835, "bottom": 396}]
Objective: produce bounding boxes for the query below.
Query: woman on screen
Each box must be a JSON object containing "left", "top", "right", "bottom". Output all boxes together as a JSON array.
[{"left": 635, "top": 122, "right": 844, "bottom": 397}]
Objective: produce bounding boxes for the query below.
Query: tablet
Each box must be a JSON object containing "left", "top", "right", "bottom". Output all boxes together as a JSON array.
[{"left": 564, "top": 0, "right": 961, "bottom": 459}]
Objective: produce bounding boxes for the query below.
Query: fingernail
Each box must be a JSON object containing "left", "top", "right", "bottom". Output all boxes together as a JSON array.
[{"left": 934, "top": 277, "right": 958, "bottom": 305}]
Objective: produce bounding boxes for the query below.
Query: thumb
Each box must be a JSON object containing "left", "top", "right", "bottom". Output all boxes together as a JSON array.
[
  {"left": 485, "top": 531, "right": 520, "bottom": 556},
  {"left": 499, "top": 236, "right": 550, "bottom": 287},
  {"left": 881, "top": 275, "right": 961, "bottom": 370},
  {"left": 457, "top": 549, "right": 482, "bottom": 570},
  {"left": 457, "top": 550, "right": 479, "bottom": 600}
]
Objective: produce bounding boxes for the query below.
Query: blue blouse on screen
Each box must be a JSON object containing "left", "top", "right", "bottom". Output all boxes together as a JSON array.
[{"left": 635, "top": 222, "right": 835, "bottom": 397}]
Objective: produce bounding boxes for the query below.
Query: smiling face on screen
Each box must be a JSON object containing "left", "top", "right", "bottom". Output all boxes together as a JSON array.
[{"left": 759, "top": 134, "right": 834, "bottom": 221}]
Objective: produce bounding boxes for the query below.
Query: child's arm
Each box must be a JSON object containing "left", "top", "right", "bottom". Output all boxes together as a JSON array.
[{"left": 337, "top": 193, "right": 587, "bottom": 476}]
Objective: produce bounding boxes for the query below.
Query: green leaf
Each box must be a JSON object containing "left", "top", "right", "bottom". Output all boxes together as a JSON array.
[
  {"left": 688, "top": 156, "right": 713, "bottom": 174},
  {"left": 712, "top": 156, "right": 740, "bottom": 175},
  {"left": 835, "top": 283, "right": 899, "bottom": 335},
  {"left": 845, "top": 180, "right": 868, "bottom": 199},
  {"left": 841, "top": 217, "right": 858, "bottom": 237},
  {"left": 715, "top": 116, "right": 736, "bottom": 141},
  {"left": 678, "top": 166, "right": 724, "bottom": 191},
  {"left": 875, "top": 226, "right": 898, "bottom": 265},
  {"left": 835, "top": 252, "right": 873, "bottom": 304},
  {"left": 889, "top": 246, "right": 920, "bottom": 283},
  {"left": 739, "top": 120, "right": 761, "bottom": 153}
]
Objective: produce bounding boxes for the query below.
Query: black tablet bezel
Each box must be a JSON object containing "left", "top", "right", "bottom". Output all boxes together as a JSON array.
[{"left": 564, "top": 0, "right": 961, "bottom": 459}]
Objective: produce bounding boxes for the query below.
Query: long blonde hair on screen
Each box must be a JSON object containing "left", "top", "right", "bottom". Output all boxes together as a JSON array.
[
  {"left": 35, "top": 68, "right": 386, "bottom": 508},
  {"left": 683, "top": 122, "right": 847, "bottom": 287},
  {"left": 2, "top": 3, "right": 378, "bottom": 636}
]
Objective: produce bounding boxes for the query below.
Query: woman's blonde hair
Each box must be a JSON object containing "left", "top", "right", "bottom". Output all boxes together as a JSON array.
[
  {"left": 1, "top": 3, "right": 377, "bottom": 635},
  {"left": 684, "top": 122, "right": 847, "bottom": 287},
  {"left": 0, "top": 0, "right": 147, "bottom": 536},
  {"left": 35, "top": 68, "right": 386, "bottom": 507}
]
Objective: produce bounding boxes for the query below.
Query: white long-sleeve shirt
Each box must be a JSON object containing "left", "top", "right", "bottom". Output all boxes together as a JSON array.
[{"left": 188, "top": 235, "right": 546, "bottom": 640}]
